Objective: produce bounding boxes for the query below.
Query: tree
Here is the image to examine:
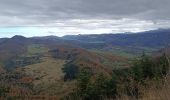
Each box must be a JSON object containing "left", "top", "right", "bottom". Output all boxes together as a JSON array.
[
  {"left": 76, "top": 71, "right": 117, "bottom": 100},
  {"left": 106, "top": 73, "right": 117, "bottom": 99},
  {"left": 140, "top": 53, "right": 154, "bottom": 78},
  {"left": 76, "top": 68, "right": 92, "bottom": 99},
  {"left": 62, "top": 64, "right": 79, "bottom": 81},
  {"left": 131, "top": 53, "right": 155, "bottom": 82},
  {"left": 131, "top": 59, "right": 144, "bottom": 82},
  {"left": 0, "top": 86, "right": 9, "bottom": 98},
  {"left": 89, "top": 74, "right": 109, "bottom": 100},
  {"left": 155, "top": 53, "right": 170, "bottom": 77}
]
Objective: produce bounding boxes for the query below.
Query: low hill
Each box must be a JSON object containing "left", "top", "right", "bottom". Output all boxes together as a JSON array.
[
  {"left": 0, "top": 36, "right": 29, "bottom": 62},
  {"left": 49, "top": 46, "right": 128, "bottom": 74}
]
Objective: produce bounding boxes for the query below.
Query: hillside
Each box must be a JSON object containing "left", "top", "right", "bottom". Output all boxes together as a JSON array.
[
  {"left": 0, "top": 29, "right": 170, "bottom": 99},
  {"left": 49, "top": 46, "right": 128, "bottom": 74},
  {"left": 0, "top": 35, "right": 130, "bottom": 99}
]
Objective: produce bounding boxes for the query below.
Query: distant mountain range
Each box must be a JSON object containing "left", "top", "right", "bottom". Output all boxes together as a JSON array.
[
  {"left": 0, "top": 29, "right": 170, "bottom": 62},
  {"left": 1, "top": 29, "right": 170, "bottom": 49},
  {"left": 0, "top": 29, "right": 169, "bottom": 62},
  {"left": 62, "top": 29, "right": 170, "bottom": 48}
]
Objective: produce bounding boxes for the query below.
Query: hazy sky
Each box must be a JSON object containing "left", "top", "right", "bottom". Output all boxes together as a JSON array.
[{"left": 0, "top": 0, "right": 170, "bottom": 37}]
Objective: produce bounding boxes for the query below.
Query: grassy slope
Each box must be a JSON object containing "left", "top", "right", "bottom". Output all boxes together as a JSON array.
[
  {"left": 23, "top": 57, "right": 65, "bottom": 85},
  {"left": 18, "top": 44, "right": 75, "bottom": 97},
  {"left": 22, "top": 56, "right": 75, "bottom": 97},
  {"left": 23, "top": 57, "right": 73, "bottom": 94},
  {"left": 27, "top": 44, "right": 49, "bottom": 55}
]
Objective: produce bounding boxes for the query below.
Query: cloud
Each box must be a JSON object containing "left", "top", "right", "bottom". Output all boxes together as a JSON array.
[
  {"left": 1, "top": 18, "right": 170, "bottom": 37},
  {"left": 0, "top": 0, "right": 170, "bottom": 36}
]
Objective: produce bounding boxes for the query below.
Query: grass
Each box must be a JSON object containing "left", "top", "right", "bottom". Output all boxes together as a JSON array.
[
  {"left": 110, "top": 46, "right": 156, "bottom": 58},
  {"left": 90, "top": 50, "right": 130, "bottom": 69},
  {"left": 91, "top": 49, "right": 135, "bottom": 59},
  {"left": 91, "top": 47, "right": 136, "bottom": 59},
  {"left": 111, "top": 49, "right": 136, "bottom": 58},
  {"left": 22, "top": 56, "right": 75, "bottom": 97},
  {"left": 23, "top": 56, "right": 65, "bottom": 85},
  {"left": 102, "top": 59, "right": 129, "bottom": 69},
  {"left": 27, "top": 44, "right": 49, "bottom": 55}
]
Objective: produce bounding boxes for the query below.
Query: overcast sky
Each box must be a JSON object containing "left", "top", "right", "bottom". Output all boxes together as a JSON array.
[{"left": 0, "top": 0, "right": 170, "bottom": 37}]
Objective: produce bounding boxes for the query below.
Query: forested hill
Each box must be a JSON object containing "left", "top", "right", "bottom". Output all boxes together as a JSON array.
[{"left": 62, "top": 29, "right": 170, "bottom": 48}]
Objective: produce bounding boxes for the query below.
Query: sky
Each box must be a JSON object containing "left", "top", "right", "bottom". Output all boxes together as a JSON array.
[{"left": 0, "top": 0, "right": 170, "bottom": 37}]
